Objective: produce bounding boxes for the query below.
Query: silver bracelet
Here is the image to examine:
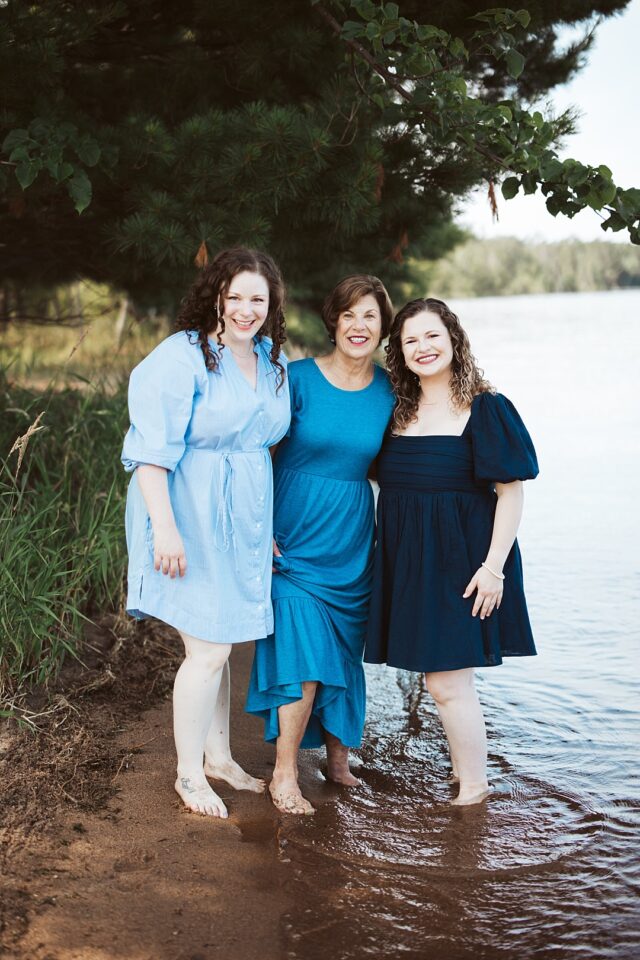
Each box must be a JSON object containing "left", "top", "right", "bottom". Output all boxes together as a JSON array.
[{"left": 482, "top": 561, "right": 505, "bottom": 581}]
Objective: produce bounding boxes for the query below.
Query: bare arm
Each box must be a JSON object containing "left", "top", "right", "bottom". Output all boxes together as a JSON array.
[
  {"left": 463, "top": 480, "right": 524, "bottom": 619},
  {"left": 137, "top": 464, "right": 187, "bottom": 578}
]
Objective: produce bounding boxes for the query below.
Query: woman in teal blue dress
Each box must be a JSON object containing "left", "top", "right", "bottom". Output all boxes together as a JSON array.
[
  {"left": 365, "top": 297, "right": 538, "bottom": 805},
  {"left": 246, "top": 276, "right": 394, "bottom": 815}
]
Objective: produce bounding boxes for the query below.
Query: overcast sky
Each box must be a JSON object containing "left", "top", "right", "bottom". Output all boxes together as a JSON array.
[{"left": 457, "top": 0, "right": 639, "bottom": 243}]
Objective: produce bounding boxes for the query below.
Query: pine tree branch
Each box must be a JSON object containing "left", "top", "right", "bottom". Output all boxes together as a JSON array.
[{"left": 313, "top": 2, "right": 507, "bottom": 171}]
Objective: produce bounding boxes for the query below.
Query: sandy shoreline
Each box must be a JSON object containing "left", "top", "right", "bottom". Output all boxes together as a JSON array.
[{"left": 1, "top": 632, "right": 299, "bottom": 960}]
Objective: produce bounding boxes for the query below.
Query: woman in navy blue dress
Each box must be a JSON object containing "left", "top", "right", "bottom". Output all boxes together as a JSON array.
[{"left": 365, "top": 298, "right": 538, "bottom": 805}]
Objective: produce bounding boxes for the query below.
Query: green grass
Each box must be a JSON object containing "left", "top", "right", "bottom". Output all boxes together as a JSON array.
[{"left": 0, "top": 373, "right": 130, "bottom": 694}]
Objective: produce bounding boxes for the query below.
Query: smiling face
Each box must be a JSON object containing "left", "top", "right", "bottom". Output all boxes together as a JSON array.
[
  {"left": 400, "top": 310, "right": 454, "bottom": 381},
  {"left": 221, "top": 270, "right": 270, "bottom": 347},
  {"left": 334, "top": 294, "right": 382, "bottom": 361}
]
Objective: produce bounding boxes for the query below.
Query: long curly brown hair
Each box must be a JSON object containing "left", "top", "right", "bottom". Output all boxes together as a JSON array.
[
  {"left": 176, "top": 247, "right": 287, "bottom": 389},
  {"left": 386, "top": 297, "right": 493, "bottom": 431}
]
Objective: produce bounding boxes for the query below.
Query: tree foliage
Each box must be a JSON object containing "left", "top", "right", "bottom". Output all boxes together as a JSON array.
[{"left": 0, "top": 0, "right": 635, "bottom": 315}]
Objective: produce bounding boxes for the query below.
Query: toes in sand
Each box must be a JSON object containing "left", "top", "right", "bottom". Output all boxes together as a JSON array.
[
  {"left": 269, "top": 780, "right": 315, "bottom": 816},
  {"left": 175, "top": 776, "right": 229, "bottom": 818},
  {"left": 204, "top": 757, "right": 265, "bottom": 793}
]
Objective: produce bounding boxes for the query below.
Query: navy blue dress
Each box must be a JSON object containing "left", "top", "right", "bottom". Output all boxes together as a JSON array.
[{"left": 364, "top": 392, "right": 539, "bottom": 672}]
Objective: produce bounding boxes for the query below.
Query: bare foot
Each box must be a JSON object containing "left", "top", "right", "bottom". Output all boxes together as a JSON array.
[
  {"left": 269, "top": 777, "right": 315, "bottom": 816},
  {"left": 204, "top": 756, "right": 265, "bottom": 793},
  {"left": 326, "top": 763, "right": 361, "bottom": 787},
  {"left": 325, "top": 735, "right": 360, "bottom": 786},
  {"left": 174, "top": 776, "right": 228, "bottom": 818},
  {"left": 451, "top": 783, "right": 493, "bottom": 806}
]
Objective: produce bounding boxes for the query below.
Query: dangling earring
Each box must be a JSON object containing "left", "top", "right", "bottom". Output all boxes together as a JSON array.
[{"left": 328, "top": 334, "right": 336, "bottom": 345}]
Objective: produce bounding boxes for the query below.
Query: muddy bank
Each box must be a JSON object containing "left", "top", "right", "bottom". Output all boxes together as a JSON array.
[{"left": 0, "top": 619, "right": 299, "bottom": 960}]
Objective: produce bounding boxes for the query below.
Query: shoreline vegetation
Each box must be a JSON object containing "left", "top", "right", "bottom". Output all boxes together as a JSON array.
[
  {"left": 409, "top": 237, "right": 640, "bottom": 299},
  {"left": 1, "top": 237, "right": 639, "bottom": 700}
]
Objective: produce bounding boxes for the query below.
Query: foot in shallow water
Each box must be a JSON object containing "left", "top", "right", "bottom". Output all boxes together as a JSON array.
[
  {"left": 175, "top": 775, "right": 228, "bottom": 818},
  {"left": 269, "top": 777, "right": 315, "bottom": 815},
  {"left": 325, "top": 735, "right": 361, "bottom": 787},
  {"left": 204, "top": 756, "right": 265, "bottom": 793},
  {"left": 325, "top": 762, "right": 361, "bottom": 787},
  {"left": 451, "top": 783, "right": 493, "bottom": 806}
]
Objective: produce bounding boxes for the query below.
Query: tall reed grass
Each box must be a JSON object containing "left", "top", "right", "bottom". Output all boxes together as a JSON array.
[{"left": 0, "top": 372, "right": 130, "bottom": 694}]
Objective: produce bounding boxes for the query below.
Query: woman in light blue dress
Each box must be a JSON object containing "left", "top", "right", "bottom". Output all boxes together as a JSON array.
[
  {"left": 122, "top": 247, "right": 290, "bottom": 818},
  {"left": 246, "top": 276, "right": 395, "bottom": 815}
]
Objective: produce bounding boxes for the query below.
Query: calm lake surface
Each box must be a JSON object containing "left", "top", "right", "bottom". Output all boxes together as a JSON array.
[{"left": 279, "top": 290, "right": 640, "bottom": 959}]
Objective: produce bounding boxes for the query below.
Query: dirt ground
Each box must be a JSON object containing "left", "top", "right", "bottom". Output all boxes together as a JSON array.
[{"left": 0, "top": 618, "right": 296, "bottom": 960}]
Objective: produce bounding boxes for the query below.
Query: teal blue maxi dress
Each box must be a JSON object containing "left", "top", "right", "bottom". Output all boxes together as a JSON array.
[{"left": 246, "top": 358, "right": 394, "bottom": 748}]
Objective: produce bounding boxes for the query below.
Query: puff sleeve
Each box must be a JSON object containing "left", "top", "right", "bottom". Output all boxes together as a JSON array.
[
  {"left": 471, "top": 392, "right": 539, "bottom": 485},
  {"left": 121, "top": 337, "right": 198, "bottom": 473}
]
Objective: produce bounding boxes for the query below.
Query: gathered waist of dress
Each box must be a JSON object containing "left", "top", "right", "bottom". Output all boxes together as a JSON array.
[
  {"left": 380, "top": 479, "right": 493, "bottom": 496},
  {"left": 275, "top": 463, "right": 371, "bottom": 485},
  {"left": 181, "top": 446, "right": 269, "bottom": 458}
]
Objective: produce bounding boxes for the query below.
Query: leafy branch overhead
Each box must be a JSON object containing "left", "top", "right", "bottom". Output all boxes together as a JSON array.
[
  {"left": 314, "top": 0, "right": 639, "bottom": 243},
  {"left": 0, "top": 0, "right": 635, "bottom": 309}
]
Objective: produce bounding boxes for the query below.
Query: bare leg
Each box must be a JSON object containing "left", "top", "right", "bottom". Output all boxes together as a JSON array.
[
  {"left": 325, "top": 732, "right": 360, "bottom": 786},
  {"left": 425, "top": 668, "right": 490, "bottom": 805},
  {"left": 173, "top": 633, "right": 231, "bottom": 817},
  {"left": 203, "top": 660, "right": 265, "bottom": 793},
  {"left": 270, "top": 682, "right": 317, "bottom": 815}
]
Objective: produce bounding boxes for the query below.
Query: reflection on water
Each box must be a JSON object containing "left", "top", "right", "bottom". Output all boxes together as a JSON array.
[{"left": 279, "top": 291, "right": 640, "bottom": 960}]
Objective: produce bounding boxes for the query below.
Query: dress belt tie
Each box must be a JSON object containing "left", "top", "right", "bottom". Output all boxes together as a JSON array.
[{"left": 214, "top": 454, "right": 239, "bottom": 570}]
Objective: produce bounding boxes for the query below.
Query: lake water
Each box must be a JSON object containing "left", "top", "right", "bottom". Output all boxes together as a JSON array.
[{"left": 279, "top": 290, "right": 640, "bottom": 959}]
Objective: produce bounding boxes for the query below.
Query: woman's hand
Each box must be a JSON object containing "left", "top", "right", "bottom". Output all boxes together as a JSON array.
[
  {"left": 463, "top": 566, "right": 503, "bottom": 619},
  {"left": 272, "top": 537, "right": 282, "bottom": 573},
  {"left": 153, "top": 522, "right": 187, "bottom": 578}
]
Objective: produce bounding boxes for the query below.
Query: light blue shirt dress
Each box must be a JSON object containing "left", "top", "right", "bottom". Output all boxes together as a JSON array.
[{"left": 121, "top": 331, "right": 290, "bottom": 644}]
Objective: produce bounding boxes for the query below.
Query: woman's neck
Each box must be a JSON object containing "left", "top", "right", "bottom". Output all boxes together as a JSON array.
[
  {"left": 319, "top": 350, "right": 374, "bottom": 388},
  {"left": 418, "top": 373, "right": 452, "bottom": 407}
]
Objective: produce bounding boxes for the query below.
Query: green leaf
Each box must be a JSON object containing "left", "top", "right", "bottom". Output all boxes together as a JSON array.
[
  {"left": 57, "top": 161, "right": 74, "bottom": 182},
  {"left": 505, "top": 48, "right": 525, "bottom": 79},
  {"left": 74, "top": 139, "right": 101, "bottom": 167},
  {"left": 67, "top": 169, "right": 92, "bottom": 213},
  {"left": 3, "top": 128, "right": 31, "bottom": 152},
  {"left": 9, "top": 146, "right": 31, "bottom": 164},
  {"left": 598, "top": 164, "right": 612, "bottom": 181},
  {"left": 501, "top": 176, "right": 520, "bottom": 200},
  {"left": 515, "top": 10, "right": 531, "bottom": 28},
  {"left": 599, "top": 181, "right": 617, "bottom": 205},
  {"left": 600, "top": 212, "right": 626, "bottom": 233},
  {"left": 384, "top": 2, "right": 399, "bottom": 18},
  {"left": 540, "top": 157, "right": 563, "bottom": 180},
  {"left": 16, "top": 160, "right": 41, "bottom": 189},
  {"left": 449, "top": 37, "right": 467, "bottom": 59}
]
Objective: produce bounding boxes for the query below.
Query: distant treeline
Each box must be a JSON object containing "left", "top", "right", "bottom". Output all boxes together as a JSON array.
[{"left": 411, "top": 238, "right": 640, "bottom": 299}]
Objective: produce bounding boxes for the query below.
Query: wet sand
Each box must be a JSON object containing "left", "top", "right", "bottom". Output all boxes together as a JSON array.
[{"left": 2, "top": 636, "right": 298, "bottom": 960}]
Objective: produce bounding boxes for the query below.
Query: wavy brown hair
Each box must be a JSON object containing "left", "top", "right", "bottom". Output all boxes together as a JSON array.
[
  {"left": 386, "top": 297, "right": 493, "bottom": 431},
  {"left": 321, "top": 275, "right": 393, "bottom": 343},
  {"left": 176, "top": 247, "right": 287, "bottom": 389}
]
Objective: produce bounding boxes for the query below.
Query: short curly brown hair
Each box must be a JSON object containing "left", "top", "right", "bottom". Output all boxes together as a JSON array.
[
  {"left": 386, "top": 297, "right": 493, "bottom": 432},
  {"left": 175, "top": 247, "right": 287, "bottom": 389},
  {"left": 321, "top": 275, "right": 393, "bottom": 343}
]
